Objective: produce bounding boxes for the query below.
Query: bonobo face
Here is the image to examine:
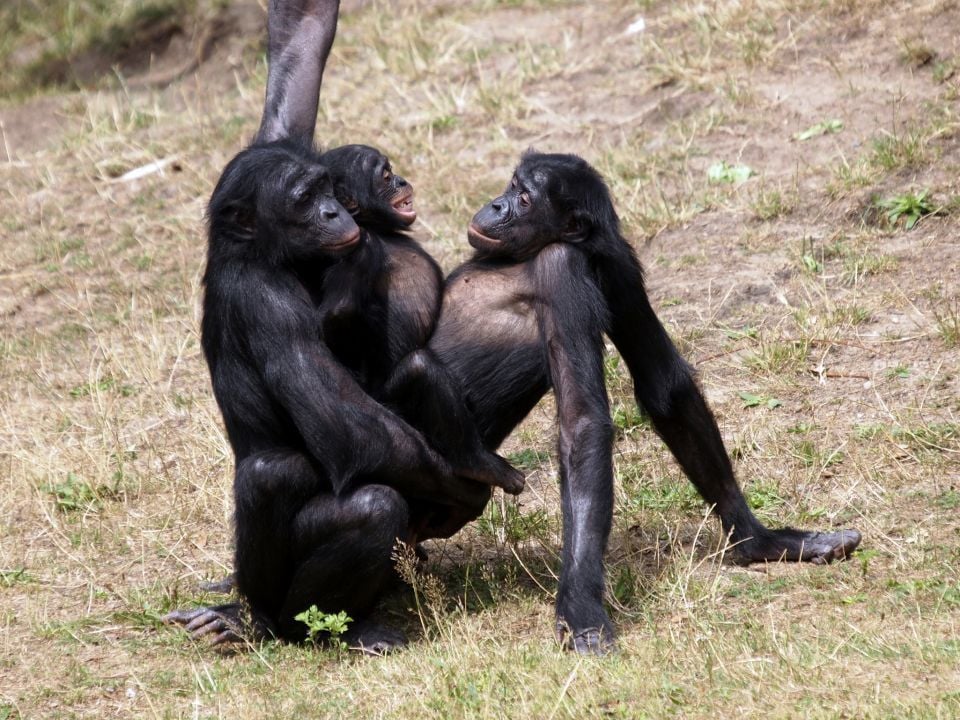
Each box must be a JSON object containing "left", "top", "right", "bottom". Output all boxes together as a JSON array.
[
  {"left": 320, "top": 145, "right": 416, "bottom": 230},
  {"left": 468, "top": 154, "right": 581, "bottom": 261},
  {"left": 266, "top": 158, "right": 361, "bottom": 259}
]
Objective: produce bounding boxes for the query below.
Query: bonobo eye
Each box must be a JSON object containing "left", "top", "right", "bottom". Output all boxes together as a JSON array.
[
  {"left": 382, "top": 166, "right": 393, "bottom": 182},
  {"left": 342, "top": 196, "right": 359, "bottom": 213},
  {"left": 510, "top": 176, "right": 518, "bottom": 190},
  {"left": 519, "top": 192, "right": 531, "bottom": 209},
  {"left": 293, "top": 185, "right": 315, "bottom": 207}
]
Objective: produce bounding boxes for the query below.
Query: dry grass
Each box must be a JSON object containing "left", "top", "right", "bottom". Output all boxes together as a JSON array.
[{"left": 1, "top": 0, "right": 960, "bottom": 717}]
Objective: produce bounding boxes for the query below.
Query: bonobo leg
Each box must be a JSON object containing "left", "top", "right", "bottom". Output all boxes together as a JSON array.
[
  {"left": 598, "top": 247, "right": 861, "bottom": 564},
  {"left": 167, "top": 451, "right": 411, "bottom": 653},
  {"left": 536, "top": 245, "right": 617, "bottom": 655},
  {"left": 384, "top": 348, "right": 524, "bottom": 495}
]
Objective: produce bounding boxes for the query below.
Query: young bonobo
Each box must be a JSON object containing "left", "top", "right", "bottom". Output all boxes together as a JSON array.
[
  {"left": 422, "top": 151, "right": 862, "bottom": 654},
  {"left": 315, "top": 143, "right": 523, "bottom": 499}
]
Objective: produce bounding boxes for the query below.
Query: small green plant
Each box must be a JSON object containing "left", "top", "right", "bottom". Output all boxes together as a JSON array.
[
  {"left": 738, "top": 391, "right": 782, "bottom": 410},
  {"left": 294, "top": 606, "right": 352, "bottom": 649},
  {"left": 707, "top": 160, "right": 755, "bottom": 184},
  {"left": 721, "top": 325, "right": 759, "bottom": 340},
  {"left": 45, "top": 473, "right": 99, "bottom": 513},
  {"left": 876, "top": 190, "right": 935, "bottom": 229},
  {"left": 0, "top": 568, "right": 33, "bottom": 587},
  {"left": 793, "top": 119, "right": 843, "bottom": 141},
  {"left": 886, "top": 364, "right": 911, "bottom": 379},
  {"left": 505, "top": 448, "right": 549, "bottom": 470},
  {"left": 612, "top": 403, "right": 649, "bottom": 437},
  {"left": 870, "top": 130, "right": 927, "bottom": 171},
  {"left": 751, "top": 186, "right": 792, "bottom": 221}
]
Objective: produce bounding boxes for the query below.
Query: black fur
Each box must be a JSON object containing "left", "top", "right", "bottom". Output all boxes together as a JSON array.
[{"left": 427, "top": 151, "right": 862, "bottom": 653}]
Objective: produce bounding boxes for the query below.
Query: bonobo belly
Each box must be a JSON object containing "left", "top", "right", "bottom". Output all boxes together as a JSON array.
[{"left": 431, "top": 264, "right": 548, "bottom": 446}]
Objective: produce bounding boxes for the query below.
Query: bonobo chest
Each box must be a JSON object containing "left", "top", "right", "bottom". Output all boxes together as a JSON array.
[{"left": 436, "top": 262, "right": 539, "bottom": 346}]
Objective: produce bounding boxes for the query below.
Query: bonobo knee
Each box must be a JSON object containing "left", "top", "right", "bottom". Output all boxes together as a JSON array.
[
  {"left": 352, "top": 484, "right": 407, "bottom": 520},
  {"left": 349, "top": 484, "right": 410, "bottom": 544},
  {"left": 396, "top": 348, "right": 432, "bottom": 382}
]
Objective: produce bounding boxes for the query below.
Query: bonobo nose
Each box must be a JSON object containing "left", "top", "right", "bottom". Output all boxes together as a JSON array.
[{"left": 320, "top": 201, "right": 341, "bottom": 220}]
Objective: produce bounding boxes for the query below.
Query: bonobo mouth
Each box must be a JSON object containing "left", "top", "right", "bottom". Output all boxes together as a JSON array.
[
  {"left": 467, "top": 224, "right": 503, "bottom": 252},
  {"left": 328, "top": 227, "right": 362, "bottom": 251},
  {"left": 391, "top": 188, "right": 416, "bottom": 225}
]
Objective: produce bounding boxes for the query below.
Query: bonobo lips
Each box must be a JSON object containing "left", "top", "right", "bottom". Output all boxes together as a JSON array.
[
  {"left": 391, "top": 188, "right": 416, "bottom": 225},
  {"left": 467, "top": 224, "right": 503, "bottom": 253},
  {"left": 329, "top": 227, "right": 361, "bottom": 250}
]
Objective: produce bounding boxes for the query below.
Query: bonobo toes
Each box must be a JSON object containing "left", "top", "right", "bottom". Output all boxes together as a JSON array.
[
  {"left": 556, "top": 619, "right": 616, "bottom": 656},
  {"left": 732, "top": 527, "right": 862, "bottom": 565},
  {"left": 198, "top": 574, "right": 235, "bottom": 594},
  {"left": 343, "top": 619, "right": 407, "bottom": 656},
  {"left": 555, "top": 597, "right": 616, "bottom": 656},
  {"left": 164, "top": 603, "right": 250, "bottom": 646}
]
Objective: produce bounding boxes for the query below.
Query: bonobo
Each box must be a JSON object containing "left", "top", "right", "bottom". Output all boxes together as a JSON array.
[
  {"left": 421, "top": 151, "right": 862, "bottom": 653},
  {"left": 164, "top": 140, "right": 491, "bottom": 647},
  {"left": 315, "top": 143, "right": 523, "bottom": 499},
  {"left": 166, "top": 0, "right": 506, "bottom": 653}
]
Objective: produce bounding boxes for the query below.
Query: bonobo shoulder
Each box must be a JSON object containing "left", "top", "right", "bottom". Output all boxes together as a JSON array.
[{"left": 531, "top": 242, "right": 590, "bottom": 280}]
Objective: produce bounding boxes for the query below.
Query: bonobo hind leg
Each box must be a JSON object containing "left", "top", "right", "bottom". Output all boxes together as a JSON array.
[
  {"left": 274, "top": 483, "right": 411, "bottom": 642},
  {"left": 385, "top": 348, "right": 524, "bottom": 495}
]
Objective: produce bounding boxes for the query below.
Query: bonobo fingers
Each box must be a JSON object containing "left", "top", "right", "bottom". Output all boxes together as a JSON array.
[
  {"left": 164, "top": 603, "right": 246, "bottom": 645},
  {"left": 457, "top": 452, "right": 525, "bottom": 495},
  {"left": 487, "top": 453, "right": 525, "bottom": 495}
]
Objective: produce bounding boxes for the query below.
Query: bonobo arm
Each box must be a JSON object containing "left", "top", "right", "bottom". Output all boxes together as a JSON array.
[
  {"left": 256, "top": 0, "right": 341, "bottom": 145},
  {"left": 245, "top": 275, "right": 486, "bottom": 507},
  {"left": 596, "top": 242, "right": 860, "bottom": 564},
  {"left": 534, "top": 244, "right": 616, "bottom": 655}
]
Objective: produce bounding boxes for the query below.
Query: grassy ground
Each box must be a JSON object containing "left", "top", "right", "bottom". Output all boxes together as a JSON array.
[{"left": 1, "top": 0, "right": 959, "bottom": 717}]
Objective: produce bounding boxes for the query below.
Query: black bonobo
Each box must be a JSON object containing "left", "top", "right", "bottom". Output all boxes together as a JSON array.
[
  {"left": 164, "top": 140, "right": 492, "bottom": 648},
  {"left": 421, "top": 151, "right": 862, "bottom": 654},
  {"left": 315, "top": 144, "right": 524, "bottom": 503},
  {"left": 165, "top": 0, "right": 508, "bottom": 653}
]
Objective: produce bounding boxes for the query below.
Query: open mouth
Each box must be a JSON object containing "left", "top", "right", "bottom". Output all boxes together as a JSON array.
[
  {"left": 392, "top": 189, "right": 416, "bottom": 224},
  {"left": 467, "top": 224, "right": 502, "bottom": 251}
]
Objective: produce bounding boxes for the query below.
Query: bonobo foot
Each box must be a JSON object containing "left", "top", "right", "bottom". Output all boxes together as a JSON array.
[
  {"left": 455, "top": 450, "right": 525, "bottom": 495},
  {"left": 343, "top": 619, "right": 407, "bottom": 656},
  {"left": 198, "top": 574, "right": 235, "bottom": 594},
  {"left": 164, "top": 603, "right": 252, "bottom": 646},
  {"left": 731, "top": 527, "right": 862, "bottom": 566},
  {"left": 555, "top": 597, "right": 616, "bottom": 656}
]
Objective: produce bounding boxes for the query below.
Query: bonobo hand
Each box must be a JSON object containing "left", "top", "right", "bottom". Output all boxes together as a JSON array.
[{"left": 453, "top": 451, "right": 525, "bottom": 495}]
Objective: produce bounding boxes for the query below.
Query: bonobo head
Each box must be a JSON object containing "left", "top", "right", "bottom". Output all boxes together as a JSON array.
[
  {"left": 467, "top": 151, "right": 621, "bottom": 261},
  {"left": 318, "top": 144, "right": 416, "bottom": 234},
  {"left": 208, "top": 140, "right": 360, "bottom": 266}
]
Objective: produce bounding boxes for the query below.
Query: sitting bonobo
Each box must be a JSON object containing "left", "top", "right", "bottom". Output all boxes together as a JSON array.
[
  {"left": 315, "top": 144, "right": 523, "bottom": 502},
  {"left": 416, "top": 151, "right": 862, "bottom": 653},
  {"left": 164, "top": 140, "right": 494, "bottom": 650}
]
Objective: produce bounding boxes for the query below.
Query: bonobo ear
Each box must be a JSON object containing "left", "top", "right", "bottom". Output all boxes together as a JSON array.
[
  {"left": 226, "top": 201, "right": 255, "bottom": 235},
  {"left": 562, "top": 211, "right": 591, "bottom": 243}
]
